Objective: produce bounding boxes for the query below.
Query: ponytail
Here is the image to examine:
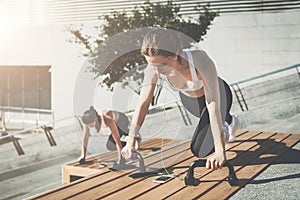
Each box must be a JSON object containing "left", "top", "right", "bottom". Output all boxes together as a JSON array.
[{"left": 81, "top": 106, "right": 101, "bottom": 132}]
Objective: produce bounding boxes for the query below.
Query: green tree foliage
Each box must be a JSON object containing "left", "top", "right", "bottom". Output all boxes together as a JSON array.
[{"left": 67, "top": 0, "right": 218, "bottom": 93}]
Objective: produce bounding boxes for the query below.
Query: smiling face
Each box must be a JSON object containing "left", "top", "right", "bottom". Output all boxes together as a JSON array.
[{"left": 145, "top": 55, "right": 178, "bottom": 75}]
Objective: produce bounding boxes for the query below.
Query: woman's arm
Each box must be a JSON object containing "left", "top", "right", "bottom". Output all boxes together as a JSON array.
[
  {"left": 122, "top": 65, "right": 158, "bottom": 159},
  {"left": 103, "top": 110, "right": 123, "bottom": 152},
  {"left": 80, "top": 125, "right": 90, "bottom": 159},
  {"left": 194, "top": 50, "right": 226, "bottom": 170}
]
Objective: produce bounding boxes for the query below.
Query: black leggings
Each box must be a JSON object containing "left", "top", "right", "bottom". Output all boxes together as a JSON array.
[
  {"left": 179, "top": 78, "right": 233, "bottom": 158},
  {"left": 106, "top": 112, "right": 129, "bottom": 151}
]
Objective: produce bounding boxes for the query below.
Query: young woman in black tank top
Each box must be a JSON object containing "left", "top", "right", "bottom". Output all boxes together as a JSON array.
[{"left": 79, "top": 106, "right": 140, "bottom": 164}]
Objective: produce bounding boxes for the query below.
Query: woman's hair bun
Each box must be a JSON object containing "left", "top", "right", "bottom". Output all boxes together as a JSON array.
[{"left": 82, "top": 106, "right": 97, "bottom": 125}]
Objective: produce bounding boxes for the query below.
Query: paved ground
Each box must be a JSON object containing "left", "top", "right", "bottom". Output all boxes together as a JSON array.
[
  {"left": 230, "top": 142, "right": 300, "bottom": 200},
  {"left": 0, "top": 155, "right": 78, "bottom": 200}
]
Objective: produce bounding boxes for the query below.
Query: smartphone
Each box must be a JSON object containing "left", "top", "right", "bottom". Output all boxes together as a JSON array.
[{"left": 152, "top": 175, "right": 174, "bottom": 184}]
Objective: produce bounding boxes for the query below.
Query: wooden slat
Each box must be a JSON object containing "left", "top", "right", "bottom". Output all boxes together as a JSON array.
[
  {"left": 62, "top": 137, "right": 175, "bottom": 183},
  {"left": 29, "top": 139, "right": 189, "bottom": 199},
  {"left": 120, "top": 130, "right": 268, "bottom": 200},
  {"left": 100, "top": 131, "right": 247, "bottom": 199},
  {"left": 61, "top": 140, "right": 190, "bottom": 200},
  {"left": 28, "top": 130, "right": 248, "bottom": 199},
  {"left": 154, "top": 132, "right": 295, "bottom": 200},
  {"left": 100, "top": 130, "right": 250, "bottom": 200},
  {"left": 200, "top": 133, "right": 300, "bottom": 200},
  {"left": 72, "top": 145, "right": 193, "bottom": 199},
  {"left": 69, "top": 138, "right": 174, "bottom": 167},
  {"left": 27, "top": 130, "right": 300, "bottom": 200}
]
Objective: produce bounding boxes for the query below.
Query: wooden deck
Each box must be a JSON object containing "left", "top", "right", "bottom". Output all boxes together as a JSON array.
[
  {"left": 27, "top": 130, "right": 300, "bottom": 200},
  {"left": 62, "top": 137, "right": 176, "bottom": 184}
]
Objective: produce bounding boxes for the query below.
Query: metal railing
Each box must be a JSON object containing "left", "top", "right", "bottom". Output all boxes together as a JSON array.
[
  {"left": 0, "top": 100, "right": 192, "bottom": 156},
  {"left": 0, "top": 116, "right": 74, "bottom": 156},
  {"left": 0, "top": 106, "right": 54, "bottom": 131},
  {"left": 4, "top": 63, "right": 300, "bottom": 155},
  {"left": 230, "top": 63, "right": 300, "bottom": 111}
]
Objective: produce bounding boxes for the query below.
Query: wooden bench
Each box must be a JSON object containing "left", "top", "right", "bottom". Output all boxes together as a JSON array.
[
  {"left": 62, "top": 137, "right": 176, "bottom": 184},
  {"left": 27, "top": 130, "right": 300, "bottom": 200}
]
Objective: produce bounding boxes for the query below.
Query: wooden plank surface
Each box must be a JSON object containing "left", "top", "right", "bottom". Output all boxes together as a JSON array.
[
  {"left": 27, "top": 130, "right": 300, "bottom": 200},
  {"left": 62, "top": 138, "right": 176, "bottom": 183}
]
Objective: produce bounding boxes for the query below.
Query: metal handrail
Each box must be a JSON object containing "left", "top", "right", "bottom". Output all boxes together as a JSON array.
[
  {"left": 229, "top": 63, "right": 300, "bottom": 111},
  {"left": 0, "top": 106, "right": 53, "bottom": 115},
  {"left": 0, "top": 101, "right": 183, "bottom": 140},
  {"left": 4, "top": 63, "right": 299, "bottom": 137},
  {"left": 0, "top": 116, "right": 73, "bottom": 140},
  {"left": 0, "top": 106, "right": 55, "bottom": 131},
  {"left": 230, "top": 63, "right": 300, "bottom": 86}
]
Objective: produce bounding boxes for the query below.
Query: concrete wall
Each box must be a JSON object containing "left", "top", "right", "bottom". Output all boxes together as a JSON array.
[{"left": 200, "top": 10, "right": 300, "bottom": 83}]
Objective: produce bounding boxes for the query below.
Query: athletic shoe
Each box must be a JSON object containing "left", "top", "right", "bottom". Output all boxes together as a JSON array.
[{"left": 228, "top": 115, "right": 238, "bottom": 142}]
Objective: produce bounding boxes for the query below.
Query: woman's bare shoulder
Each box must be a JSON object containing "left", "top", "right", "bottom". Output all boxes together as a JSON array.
[
  {"left": 190, "top": 49, "right": 209, "bottom": 60},
  {"left": 190, "top": 49, "right": 214, "bottom": 70}
]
